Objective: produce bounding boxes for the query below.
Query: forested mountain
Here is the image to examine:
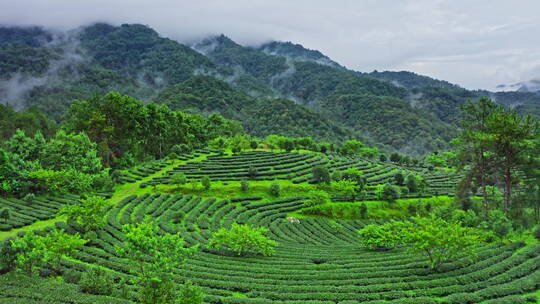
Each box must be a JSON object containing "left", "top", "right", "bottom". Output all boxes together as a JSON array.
[
  {"left": 256, "top": 41, "right": 342, "bottom": 69},
  {"left": 318, "top": 94, "right": 455, "bottom": 153},
  {"left": 198, "top": 34, "right": 407, "bottom": 101},
  {"left": 498, "top": 79, "right": 540, "bottom": 95},
  {"left": 156, "top": 75, "right": 355, "bottom": 142},
  {"left": 368, "top": 70, "right": 459, "bottom": 89},
  {"left": 518, "top": 80, "right": 540, "bottom": 94},
  {"left": 194, "top": 35, "right": 465, "bottom": 154},
  {"left": 79, "top": 23, "right": 221, "bottom": 85},
  {"left": 156, "top": 75, "right": 254, "bottom": 118},
  {"left": 1, "top": 23, "right": 540, "bottom": 155}
]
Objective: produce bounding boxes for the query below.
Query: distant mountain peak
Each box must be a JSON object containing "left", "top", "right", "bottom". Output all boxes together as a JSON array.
[
  {"left": 256, "top": 41, "right": 342, "bottom": 68},
  {"left": 191, "top": 34, "right": 240, "bottom": 55},
  {"left": 0, "top": 25, "right": 55, "bottom": 47},
  {"left": 369, "top": 70, "right": 459, "bottom": 89},
  {"left": 497, "top": 79, "right": 540, "bottom": 94},
  {"left": 517, "top": 79, "right": 540, "bottom": 94}
]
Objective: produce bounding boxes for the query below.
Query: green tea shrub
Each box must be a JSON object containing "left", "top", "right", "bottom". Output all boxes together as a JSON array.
[
  {"left": 201, "top": 176, "right": 211, "bottom": 190},
  {"left": 208, "top": 223, "right": 278, "bottom": 256},
  {"left": 303, "top": 190, "right": 330, "bottom": 207},
  {"left": 80, "top": 267, "right": 114, "bottom": 296},
  {"left": 178, "top": 280, "right": 204, "bottom": 304},
  {"left": 269, "top": 182, "right": 281, "bottom": 197},
  {"left": 240, "top": 179, "right": 249, "bottom": 192},
  {"left": 63, "top": 269, "right": 82, "bottom": 284}
]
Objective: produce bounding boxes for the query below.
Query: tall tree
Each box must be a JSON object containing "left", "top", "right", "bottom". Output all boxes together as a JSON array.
[
  {"left": 340, "top": 140, "right": 364, "bottom": 156},
  {"left": 455, "top": 97, "right": 498, "bottom": 217},
  {"left": 522, "top": 134, "right": 540, "bottom": 220},
  {"left": 64, "top": 92, "right": 243, "bottom": 168},
  {"left": 457, "top": 97, "right": 539, "bottom": 216},
  {"left": 41, "top": 130, "right": 103, "bottom": 175},
  {"left": 0, "top": 148, "right": 32, "bottom": 196},
  {"left": 116, "top": 218, "right": 195, "bottom": 303},
  {"left": 4, "top": 129, "right": 46, "bottom": 161},
  {"left": 487, "top": 108, "right": 538, "bottom": 214},
  {"left": 59, "top": 196, "right": 110, "bottom": 233}
]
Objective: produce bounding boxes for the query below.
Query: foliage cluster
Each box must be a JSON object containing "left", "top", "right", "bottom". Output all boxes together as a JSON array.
[
  {"left": 116, "top": 218, "right": 197, "bottom": 304},
  {"left": 7, "top": 230, "right": 87, "bottom": 275},
  {"left": 59, "top": 196, "right": 110, "bottom": 233},
  {"left": 64, "top": 92, "right": 244, "bottom": 168},
  {"left": 359, "top": 216, "right": 485, "bottom": 270},
  {"left": 0, "top": 129, "right": 109, "bottom": 196},
  {"left": 207, "top": 223, "right": 277, "bottom": 256}
]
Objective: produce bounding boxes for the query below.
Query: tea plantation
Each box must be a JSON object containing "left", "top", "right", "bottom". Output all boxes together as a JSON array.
[{"left": 1, "top": 151, "right": 539, "bottom": 304}]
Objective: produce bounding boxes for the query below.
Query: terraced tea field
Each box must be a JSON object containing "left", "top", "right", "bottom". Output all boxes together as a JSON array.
[
  {"left": 0, "top": 195, "right": 80, "bottom": 231},
  {"left": 1, "top": 151, "right": 538, "bottom": 303},
  {"left": 144, "top": 151, "right": 460, "bottom": 197}
]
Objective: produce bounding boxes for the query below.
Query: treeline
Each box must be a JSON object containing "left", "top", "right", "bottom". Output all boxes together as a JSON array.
[
  {"left": 0, "top": 92, "right": 244, "bottom": 196},
  {"left": 0, "top": 129, "right": 107, "bottom": 196},
  {"left": 454, "top": 97, "right": 540, "bottom": 222},
  {"left": 1, "top": 90, "right": 394, "bottom": 198},
  {"left": 156, "top": 75, "right": 354, "bottom": 143},
  {"left": 63, "top": 92, "right": 243, "bottom": 167},
  {"left": 0, "top": 104, "right": 56, "bottom": 139}
]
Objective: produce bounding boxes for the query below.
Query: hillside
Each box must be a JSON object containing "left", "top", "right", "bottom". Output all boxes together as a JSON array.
[
  {"left": 369, "top": 70, "right": 459, "bottom": 89},
  {"left": 79, "top": 23, "right": 221, "bottom": 85},
  {"left": 2, "top": 3, "right": 540, "bottom": 303},
  {"left": 197, "top": 35, "right": 407, "bottom": 101},
  {"left": 1, "top": 23, "right": 540, "bottom": 155},
  {"left": 318, "top": 94, "right": 456, "bottom": 153},
  {"left": 257, "top": 41, "right": 343, "bottom": 69},
  {"left": 1, "top": 147, "right": 539, "bottom": 303},
  {"left": 156, "top": 76, "right": 354, "bottom": 142}
]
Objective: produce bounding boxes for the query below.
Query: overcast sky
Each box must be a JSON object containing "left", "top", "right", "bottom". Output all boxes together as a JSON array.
[{"left": 2, "top": 0, "right": 540, "bottom": 91}]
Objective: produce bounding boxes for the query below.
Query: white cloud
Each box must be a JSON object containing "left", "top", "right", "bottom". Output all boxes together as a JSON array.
[{"left": 1, "top": 0, "right": 539, "bottom": 90}]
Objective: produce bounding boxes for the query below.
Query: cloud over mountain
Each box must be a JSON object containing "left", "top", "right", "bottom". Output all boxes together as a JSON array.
[{"left": 2, "top": 0, "right": 540, "bottom": 90}]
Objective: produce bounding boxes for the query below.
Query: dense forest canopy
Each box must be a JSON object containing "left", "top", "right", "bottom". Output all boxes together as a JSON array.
[{"left": 2, "top": 23, "right": 540, "bottom": 156}]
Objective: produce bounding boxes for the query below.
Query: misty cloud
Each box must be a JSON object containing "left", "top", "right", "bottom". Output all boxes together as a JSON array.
[
  {"left": 0, "top": 73, "right": 47, "bottom": 110},
  {"left": 2, "top": 0, "right": 540, "bottom": 90},
  {"left": 270, "top": 58, "right": 296, "bottom": 89},
  {"left": 0, "top": 32, "right": 88, "bottom": 109}
]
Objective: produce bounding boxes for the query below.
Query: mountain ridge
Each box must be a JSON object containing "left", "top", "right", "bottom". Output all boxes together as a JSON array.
[{"left": 1, "top": 23, "right": 539, "bottom": 155}]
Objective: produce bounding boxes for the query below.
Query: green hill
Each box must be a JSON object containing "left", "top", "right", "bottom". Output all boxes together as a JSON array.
[
  {"left": 156, "top": 76, "right": 354, "bottom": 142},
  {"left": 2, "top": 23, "right": 540, "bottom": 155},
  {"left": 1, "top": 150, "right": 537, "bottom": 303}
]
